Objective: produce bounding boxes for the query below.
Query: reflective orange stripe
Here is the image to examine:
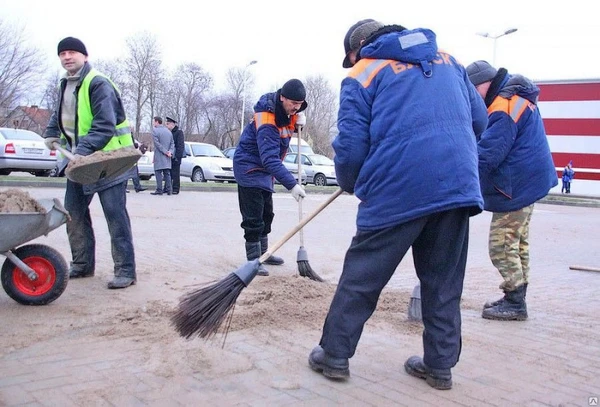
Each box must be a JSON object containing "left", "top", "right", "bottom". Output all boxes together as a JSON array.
[
  {"left": 488, "top": 95, "right": 531, "bottom": 123},
  {"left": 349, "top": 59, "right": 392, "bottom": 88},
  {"left": 254, "top": 111, "right": 297, "bottom": 139},
  {"left": 254, "top": 112, "right": 276, "bottom": 128}
]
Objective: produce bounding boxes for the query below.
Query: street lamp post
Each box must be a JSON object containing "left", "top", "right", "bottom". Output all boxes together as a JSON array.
[
  {"left": 476, "top": 28, "right": 518, "bottom": 66},
  {"left": 240, "top": 60, "right": 257, "bottom": 134}
]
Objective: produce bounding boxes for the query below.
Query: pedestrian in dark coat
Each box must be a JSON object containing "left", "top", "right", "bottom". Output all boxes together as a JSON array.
[{"left": 165, "top": 116, "right": 185, "bottom": 194}]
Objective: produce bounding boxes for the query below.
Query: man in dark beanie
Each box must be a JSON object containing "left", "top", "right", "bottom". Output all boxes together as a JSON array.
[
  {"left": 43, "top": 36, "right": 138, "bottom": 290},
  {"left": 466, "top": 60, "right": 557, "bottom": 322},
  {"left": 57, "top": 37, "right": 88, "bottom": 56},
  {"left": 233, "top": 78, "right": 308, "bottom": 277},
  {"left": 308, "top": 19, "right": 489, "bottom": 390}
]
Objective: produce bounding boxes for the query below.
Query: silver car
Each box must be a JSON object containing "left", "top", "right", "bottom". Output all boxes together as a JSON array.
[
  {"left": 0, "top": 128, "right": 58, "bottom": 177},
  {"left": 181, "top": 142, "right": 235, "bottom": 183},
  {"left": 136, "top": 151, "right": 155, "bottom": 180},
  {"left": 283, "top": 153, "right": 338, "bottom": 186}
]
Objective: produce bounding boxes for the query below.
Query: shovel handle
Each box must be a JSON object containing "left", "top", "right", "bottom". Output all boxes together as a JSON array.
[
  {"left": 53, "top": 142, "right": 76, "bottom": 161},
  {"left": 259, "top": 188, "right": 344, "bottom": 263}
]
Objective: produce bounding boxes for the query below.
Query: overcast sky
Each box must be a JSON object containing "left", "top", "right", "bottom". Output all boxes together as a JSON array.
[{"left": 1, "top": 0, "right": 598, "bottom": 97}]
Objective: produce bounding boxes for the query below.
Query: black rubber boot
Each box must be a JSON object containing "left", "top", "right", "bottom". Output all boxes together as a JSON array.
[
  {"left": 260, "top": 236, "right": 284, "bottom": 266},
  {"left": 482, "top": 284, "right": 528, "bottom": 321},
  {"left": 484, "top": 283, "right": 528, "bottom": 309},
  {"left": 245, "top": 242, "right": 269, "bottom": 276},
  {"left": 308, "top": 346, "right": 350, "bottom": 380},
  {"left": 404, "top": 356, "right": 452, "bottom": 390}
]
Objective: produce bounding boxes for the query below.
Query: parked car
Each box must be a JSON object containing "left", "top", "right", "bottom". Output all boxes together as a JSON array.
[
  {"left": 181, "top": 142, "right": 235, "bottom": 183},
  {"left": 287, "top": 137, "right": 315, "bottom": 155},
  {"left": 283, "top": 153, "right": 338, "bottom": 186},
  {"left": 222, "top": 147, "right": 236, "bottom": 159},
  {"left": 137, "top": 151, "right": 154, "bottom": 180},
  {"left": 0, "top": 128, "right": 58, "bottom": 177}
]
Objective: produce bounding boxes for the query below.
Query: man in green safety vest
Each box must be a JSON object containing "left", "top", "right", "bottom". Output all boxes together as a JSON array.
[{"left": 44, "top": 37, "right": 137, "bottom": 289}]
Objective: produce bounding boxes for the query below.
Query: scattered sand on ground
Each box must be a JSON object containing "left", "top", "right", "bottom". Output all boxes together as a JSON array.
[{"left": 0, "top": 189, "right": 46, "bottom": 213}]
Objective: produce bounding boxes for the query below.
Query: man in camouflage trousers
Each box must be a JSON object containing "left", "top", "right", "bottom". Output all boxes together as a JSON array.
[{"left": 466, "top": 61, "right": 557, "bottom": 321}]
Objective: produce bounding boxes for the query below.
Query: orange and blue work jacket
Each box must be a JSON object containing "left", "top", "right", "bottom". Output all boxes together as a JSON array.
[
  {"left": 334, "top": 27, "right": 488, "bottom": 231},
  {"left": 233, "top": 91, "right": 307, "bottom": 192},
  {"left": 478, "top": 74, "right": 558, "bottom": 212}
]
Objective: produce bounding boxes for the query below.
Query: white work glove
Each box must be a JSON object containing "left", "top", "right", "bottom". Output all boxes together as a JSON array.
[
  {"left": 290, "top": 184, "right": 306, "bottom": 202},
  {"left": 296, "top": 111, "right": 306, "bottom": 126},
  {"left": 44, "top": 137, "right": 60, "bottom": 150}
]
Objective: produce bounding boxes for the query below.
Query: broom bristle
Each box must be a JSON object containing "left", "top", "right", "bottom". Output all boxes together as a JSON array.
[
  {"left": 171, "top": 273, "right": 245, "bottom": 339},
  {"left": 297, "top": 260, "right": 324, "bottom": 282}
]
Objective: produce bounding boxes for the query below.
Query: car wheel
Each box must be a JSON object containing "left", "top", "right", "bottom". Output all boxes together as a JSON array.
[
  {"left": 0, "top": 170, "right": 11, "bottom": 176},
  {"left": 33, "top": 170, "right": 51, "bottom": 177},
  {"left": 139, "top": 175, "right": 152, "bottom": 181},
  {"left": 192, "top": 167, "right": 206, "bottom": 182},
  {"left": 314, "top": 174, "right": 327, "bottom": 186}
]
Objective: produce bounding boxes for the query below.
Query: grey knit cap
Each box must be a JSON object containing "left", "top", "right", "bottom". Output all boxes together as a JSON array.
[
  {"left": 466, "top": 60, "right": 497, "bottom": 86},
  {"left": 343, "top": 19, "right": 384, "bottom": 68}
]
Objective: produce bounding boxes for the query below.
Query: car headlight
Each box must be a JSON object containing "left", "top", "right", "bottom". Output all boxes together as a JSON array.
[{"left": 207, "top": 162, "right": 221, "bottom": 171}]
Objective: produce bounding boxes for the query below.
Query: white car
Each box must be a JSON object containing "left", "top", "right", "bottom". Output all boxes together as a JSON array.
[
  {"left": 137, "top": 151, "right": 154, "bottom": 180},
  {"left": 283, "top": 153, "right": 338, "bottom": 186},
  {"left": 181, "top": 142, "right": 235, "bottom": 182},
  {"left": 0, "top": 128, "right": 58, "bottom": 177}
]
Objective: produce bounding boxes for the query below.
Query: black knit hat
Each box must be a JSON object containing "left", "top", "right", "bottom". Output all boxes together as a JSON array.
[
  {"left": 57, "top": 37, "right": 88, "bottom": 56},
  {"left": 280, "top": 79, "right": 306, "bottom": 101},
  {"left": 343, "top": 19, "right": 383, "bottom": 68}
]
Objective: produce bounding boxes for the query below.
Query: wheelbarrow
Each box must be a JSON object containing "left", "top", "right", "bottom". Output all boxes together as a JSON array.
[{"left": 0, "top": 198, "right": 70, "bottom": 305}]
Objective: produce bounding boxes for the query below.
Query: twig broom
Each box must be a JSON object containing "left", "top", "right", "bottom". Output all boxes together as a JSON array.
[
  {"left": 296, "top": 125, "right": 324, "bottom": 282},
  {"left": 171, "top": 188, "right": 344, "bottom": 340}
]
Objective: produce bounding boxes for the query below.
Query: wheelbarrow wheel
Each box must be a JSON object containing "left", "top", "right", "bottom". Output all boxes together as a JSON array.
[{"left": 1, "top": 244, "right": 69, "bottom": 305}]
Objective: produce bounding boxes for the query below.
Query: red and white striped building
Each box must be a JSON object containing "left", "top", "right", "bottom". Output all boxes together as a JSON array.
[{"left": 536, "top": 79, "right": 600, "bottom": 196}]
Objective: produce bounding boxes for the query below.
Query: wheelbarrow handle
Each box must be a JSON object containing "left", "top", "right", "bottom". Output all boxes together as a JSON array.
[{"left": 53, "top": 142, "right": 76, "bottom": 161}]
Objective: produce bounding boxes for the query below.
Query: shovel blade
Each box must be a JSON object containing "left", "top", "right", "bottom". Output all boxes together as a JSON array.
[{"left": 65, "top": 149, "right": 142, "bottom": 185}]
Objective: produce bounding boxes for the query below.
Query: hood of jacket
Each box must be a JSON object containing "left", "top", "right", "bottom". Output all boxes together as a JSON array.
[
  {"left": 359, "top": 26, "right": 438, "bottom": 69},
  {"left": 499, "top": 74, "right": 540, "bottom": 104}
]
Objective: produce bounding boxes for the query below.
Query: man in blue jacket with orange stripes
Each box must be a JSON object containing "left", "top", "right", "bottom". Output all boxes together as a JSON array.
[
  {"left": 233, "top": 79, "right": 308, "bottom": 277},
  {"left": 308, "top": 20, "right": 488, "bottom": 390},
  {"left": 466, "top": 61, "right": 557, "bottom": 321}
]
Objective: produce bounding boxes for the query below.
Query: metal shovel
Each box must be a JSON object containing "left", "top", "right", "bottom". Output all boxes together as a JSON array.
[{"left": 54, "top": 143, "right": 142, "bottom": 185}]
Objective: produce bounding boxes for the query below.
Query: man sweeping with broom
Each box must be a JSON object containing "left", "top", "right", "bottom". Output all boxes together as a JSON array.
[
  {"left": 308, "top": 20, "right": 488, "bottom": 390},
  {"left": 233, "top": 79, "right": 308, "bottom": 277}
]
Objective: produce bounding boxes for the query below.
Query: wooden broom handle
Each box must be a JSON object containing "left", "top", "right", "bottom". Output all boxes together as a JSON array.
[
  {"left": 53, "top": 142, "right": 76, "bottom": 161},
  {"left": 259, "top": 188, "right": 344, "bottom": 263}
]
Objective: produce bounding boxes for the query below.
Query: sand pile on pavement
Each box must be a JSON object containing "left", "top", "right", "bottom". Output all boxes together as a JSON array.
[{"left": 0, "top": 188, "right": 46, "bottom": 213}]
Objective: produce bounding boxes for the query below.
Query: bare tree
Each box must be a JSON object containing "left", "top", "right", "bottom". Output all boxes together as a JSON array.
[
  {"left": 0, "top": 19, "right": 46, "bottom": 113},
  {"left": 94, "top": 58, "right": 127, "bottom": 95},
  {"left": 302, "top": 75, "right": 338, "bottom": 156},
  {"left": 168, "top": 62, "right": 213, "bottom": 137},
  {"left": 124, "top": 32, "right": 163, "bottom": 135},
  {"left": 40, "top": 71, "right": 62, "bottom": 110}
]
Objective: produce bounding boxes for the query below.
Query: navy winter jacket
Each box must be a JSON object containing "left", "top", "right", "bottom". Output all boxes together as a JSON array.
[
  {"left": 233, "top": 91, "right": 306, "bottom": 192},
  {"left": 478, "top": 73, "right": 558, "bottom": 212},
  {"left": 334, "top": 27, "right": 488, "bottom": 230}
]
